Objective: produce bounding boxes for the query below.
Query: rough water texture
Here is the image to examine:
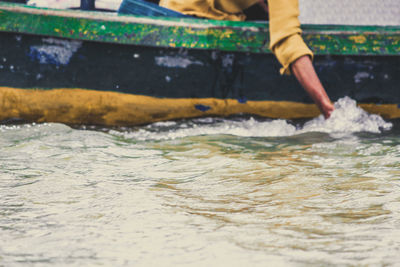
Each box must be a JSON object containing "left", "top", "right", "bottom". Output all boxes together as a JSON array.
[
  {"left": 116, "top": 97, "right": 393, "bottom": 141},
  {"left": 1, "top": 98, "right": 400, "bottom": 266}
]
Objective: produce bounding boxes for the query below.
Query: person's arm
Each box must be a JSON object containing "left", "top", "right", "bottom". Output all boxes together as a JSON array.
[
  {"left": 268, "top": 0, "right": 334, "bottom": 118},
  {"left": 291, "top": 56, "right": 334, "bottom": 118}
]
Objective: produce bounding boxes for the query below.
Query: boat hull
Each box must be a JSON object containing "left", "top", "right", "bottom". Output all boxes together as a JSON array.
[{"left": 1, "top": 3, "right": 400, "bottom": 125}]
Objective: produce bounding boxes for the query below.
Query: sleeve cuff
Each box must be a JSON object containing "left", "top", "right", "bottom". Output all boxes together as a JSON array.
[{"left": 272, "top": 33, "right": 314, "bottom": 75}]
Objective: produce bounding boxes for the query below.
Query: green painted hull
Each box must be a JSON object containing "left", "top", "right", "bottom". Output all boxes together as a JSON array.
[{"left": 0, "top": 2, "right": 400, "bottom": 125}]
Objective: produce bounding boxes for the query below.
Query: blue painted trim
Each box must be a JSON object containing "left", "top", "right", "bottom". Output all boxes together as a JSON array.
[{"left": 118, "top": 0, "right": 190, "bottom": 18}]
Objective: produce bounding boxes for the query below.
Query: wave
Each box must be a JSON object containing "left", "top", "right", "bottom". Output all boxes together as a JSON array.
[{"left": 112, "top": 97, "right": 393, "bottom": 141}]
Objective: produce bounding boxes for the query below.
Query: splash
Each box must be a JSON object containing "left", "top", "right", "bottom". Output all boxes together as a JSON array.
[
  {"left": 111, "top": 97, "right": 392, "bottom": 141},
  {"left": 111, "top": 119, "right": 297, "bottom": 141},
  {"left": 300, "top": 96, "right": 392, "bottom": 134}
]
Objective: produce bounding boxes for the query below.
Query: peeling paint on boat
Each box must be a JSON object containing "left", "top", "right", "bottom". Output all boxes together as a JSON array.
[
  {"left": 155, "top": 55, "right": 203, "bottom": 68},
  {"left": 354, "top": 72, "right": 371, "bottom": 83},
  {"left": 29, "top": 38, "right": 82, "bottom": 65}
]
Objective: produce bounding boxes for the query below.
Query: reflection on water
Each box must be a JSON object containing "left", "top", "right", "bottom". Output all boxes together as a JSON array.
[{"left": 1, "top": 99, "right": 400, "bottom": 266}]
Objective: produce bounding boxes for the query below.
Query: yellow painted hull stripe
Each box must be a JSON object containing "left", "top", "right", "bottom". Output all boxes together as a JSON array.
[{"left": 1, "top": 87, "right": 399, "bottom": 126}]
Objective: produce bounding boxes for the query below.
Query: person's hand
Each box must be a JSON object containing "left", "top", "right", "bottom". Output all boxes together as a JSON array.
[{"left": 320, "top": 99, "right": 334, "bottom": 119}]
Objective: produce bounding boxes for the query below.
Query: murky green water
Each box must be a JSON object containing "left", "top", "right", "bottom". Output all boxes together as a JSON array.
[{"left": 1, "top": 98, "right": 400, "bottom": 266}]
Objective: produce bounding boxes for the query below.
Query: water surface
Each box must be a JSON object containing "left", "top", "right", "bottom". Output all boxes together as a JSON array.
[{"left": 1, "top": 98, "right": 400, "bottom": 266}]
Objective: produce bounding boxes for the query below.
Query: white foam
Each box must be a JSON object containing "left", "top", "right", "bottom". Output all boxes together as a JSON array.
[
  {"left": 300, "top": 97, "right": 392, "bottom": 134},
  {"left": 113, "top": 97, "right": 393, "bottom": 141}
]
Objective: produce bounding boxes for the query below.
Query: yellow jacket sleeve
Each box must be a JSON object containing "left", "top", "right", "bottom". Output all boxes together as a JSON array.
[
  {"left": 159, "top": 0, "right": 259, "bottom": 21},
  {"left": 160, "top": 0, "right": 312, "bottom": 75},
  {"left": 268, "top": 0, "right": 313, "bottom": 75}
]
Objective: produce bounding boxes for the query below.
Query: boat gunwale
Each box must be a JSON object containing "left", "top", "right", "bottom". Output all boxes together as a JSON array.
[{"left": 1, "top": 2, "right": 400, "bottom": 55}]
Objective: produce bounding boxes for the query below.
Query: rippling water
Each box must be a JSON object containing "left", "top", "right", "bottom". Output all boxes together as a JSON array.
[{"left": 1, "top": 97, "right": 400, "bottom": 266}]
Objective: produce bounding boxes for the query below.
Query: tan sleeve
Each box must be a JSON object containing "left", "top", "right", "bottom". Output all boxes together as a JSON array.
[
  {"left": 215, "top": 0, "right": 260, "bottom": 14},
  {"left": 268, "top": 0, "right": 313, "bottom": 75},
  {"left": 160, "top": 0, "right": 259, "bottom": 21}
]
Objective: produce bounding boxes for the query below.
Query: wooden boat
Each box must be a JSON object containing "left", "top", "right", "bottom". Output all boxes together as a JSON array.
[{"left": 0, "top": 1, "right": 399, "bottom": 126}]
